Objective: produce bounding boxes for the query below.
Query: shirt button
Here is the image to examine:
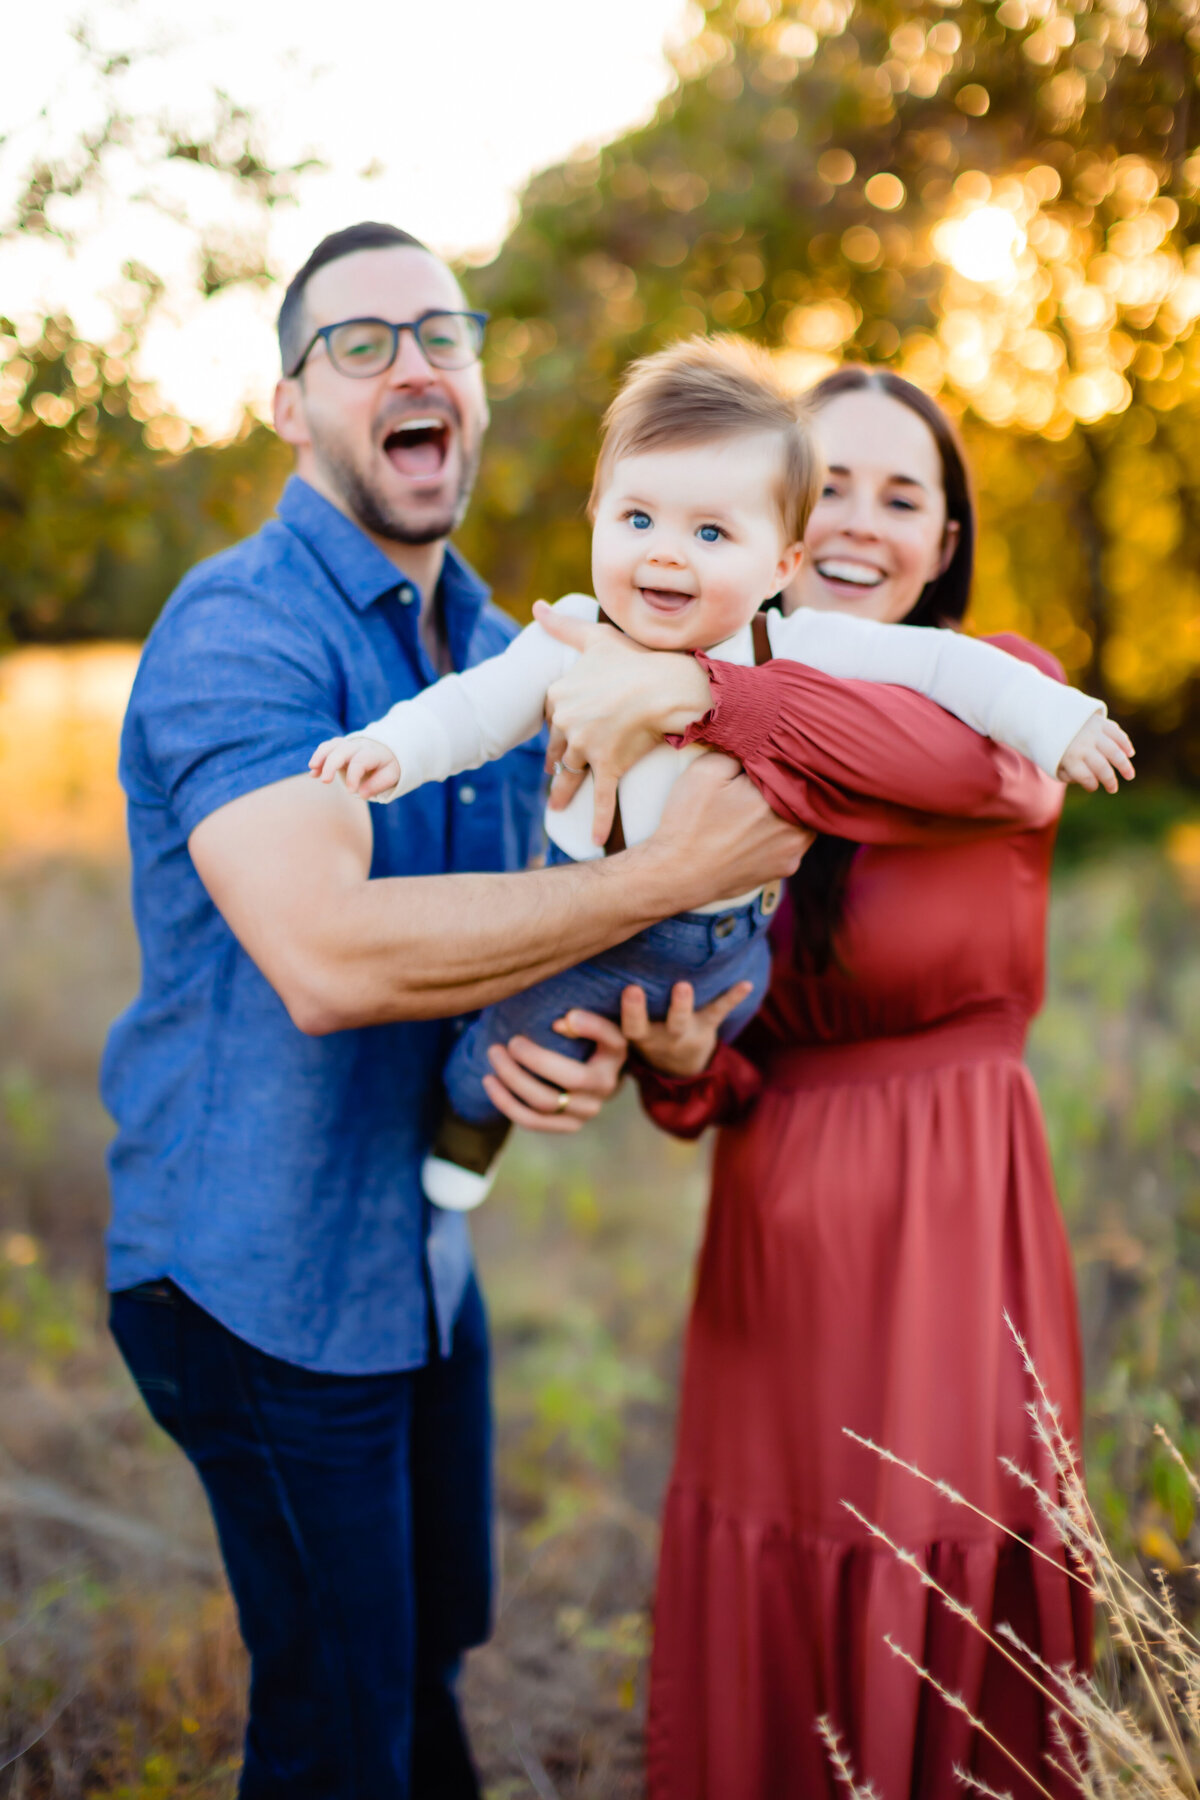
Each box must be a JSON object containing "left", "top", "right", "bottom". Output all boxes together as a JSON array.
[
  {"left": 760, "top": 881, "right": 782, "bottom": 917},
  {"left": 459, "top": 785, "right": 476, "bottom": 804},
  {"left": 713, "top": 914, "right": 737, "bottom": 939},
  {"left": 397, "top": 583, "right": 415, "bottom": 605}
]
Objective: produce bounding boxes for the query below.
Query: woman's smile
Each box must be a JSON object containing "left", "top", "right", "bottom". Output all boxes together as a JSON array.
[{"left": 812, "top": 556, "right": 888, "bottom": 592}]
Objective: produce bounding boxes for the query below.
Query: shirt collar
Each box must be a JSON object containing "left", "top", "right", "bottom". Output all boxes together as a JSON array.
[{"left": 276, "top": 476, "right": 490, "bottom": 640}]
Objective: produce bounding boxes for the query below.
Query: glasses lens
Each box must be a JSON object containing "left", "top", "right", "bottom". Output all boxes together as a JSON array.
[
  {"left": 326, "top": 320, "right": 395, "bottom": 377},
  {"left": 415, "top": 313, "right": 484, "bottom": 370}
]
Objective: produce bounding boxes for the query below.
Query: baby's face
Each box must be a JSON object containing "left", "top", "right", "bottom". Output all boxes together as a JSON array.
[{"left": 590, "top": 433, "right": 803, "bottom": 652}]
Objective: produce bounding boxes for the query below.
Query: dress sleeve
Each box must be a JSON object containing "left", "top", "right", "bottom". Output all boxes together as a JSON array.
[
  {"left": 768, "top": 609, "right": 1103, "bottom": 778},
  {"left": 683, "top": 633, "right": 1066, "bottom": 843},
  {"left": 630, "top": 1042, "right": 763, "bottom": 1140}
]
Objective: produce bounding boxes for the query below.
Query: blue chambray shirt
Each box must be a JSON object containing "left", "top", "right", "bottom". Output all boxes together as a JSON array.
[{"left": 101, "top": 476, "right": 546, "bottom": 1373}]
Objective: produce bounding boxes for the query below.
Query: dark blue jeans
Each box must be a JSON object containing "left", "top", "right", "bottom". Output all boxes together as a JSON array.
[
  {"left": 444, "top": 887, "right": 776, "bottom": 1127},
  {"left": 109, "top": 1276, "right": 491, "bottom": 1800}
]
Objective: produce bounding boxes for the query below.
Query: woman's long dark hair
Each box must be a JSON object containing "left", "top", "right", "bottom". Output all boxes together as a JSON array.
[{"left": 788, "top": 367, "right": 977, "bottom": 972}]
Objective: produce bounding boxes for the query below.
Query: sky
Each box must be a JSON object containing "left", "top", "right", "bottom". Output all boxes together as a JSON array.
[{"left": 6, "top": 0, "right": 696, "bottom": 434}]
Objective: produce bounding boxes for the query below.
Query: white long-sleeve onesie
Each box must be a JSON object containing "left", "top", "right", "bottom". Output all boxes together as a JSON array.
[{"left": 354, "top": 596, "right": 1101, "bottom": 903}]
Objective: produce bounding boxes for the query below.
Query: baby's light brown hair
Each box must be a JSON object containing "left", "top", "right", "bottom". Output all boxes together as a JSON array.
[{"left": 587, "top": 334, "right": 820, "bottom": 541}]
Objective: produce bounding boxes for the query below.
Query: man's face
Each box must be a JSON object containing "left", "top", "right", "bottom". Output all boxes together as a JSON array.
[{"left": 277, "top": 246, "right": 489, "bottom": 546}]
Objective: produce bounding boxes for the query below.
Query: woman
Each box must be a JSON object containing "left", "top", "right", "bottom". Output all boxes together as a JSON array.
[{"left": 544, "top": 368, "right": 1093, "bottom": 1798}]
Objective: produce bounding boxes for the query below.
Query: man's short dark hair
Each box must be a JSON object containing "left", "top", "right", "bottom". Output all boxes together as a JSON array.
[{"left": 278, "top": 222, "right": 428, "bottom": 376}]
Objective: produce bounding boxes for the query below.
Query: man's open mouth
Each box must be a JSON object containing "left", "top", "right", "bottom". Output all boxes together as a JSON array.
[
  {"left": 815, "top": 559, "right": 886, "bottom": 590},
  {"left": 639, "top": 586, "right": 697, "bottom": 614},
  {"left": 383, "top": 418, "right": 452, "bottom": 479}
]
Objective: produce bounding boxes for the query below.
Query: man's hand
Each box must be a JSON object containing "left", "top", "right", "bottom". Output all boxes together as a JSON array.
[
  {"left": 310, "top": 733, "right": 401, "bottom": 799},
  {"left": 621, "top": 979, "right": 752, "bottom": 1079},
  {"left": 643, "top": 751, "right": 813, "bottom": 907},
  {"left": 534, "top": 601, "right": 714, "bottom": 844},
  {"left": 483, "top": 1010, "right": 628, "bottom": 1133},
  {"left": 1056, "top": 713, "right": 1135, "bottom": 794}
]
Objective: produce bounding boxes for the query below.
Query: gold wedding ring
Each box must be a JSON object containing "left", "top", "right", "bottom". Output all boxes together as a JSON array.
[{"left": 553, "top": 1090, "right": 572, "bottom": 1114}]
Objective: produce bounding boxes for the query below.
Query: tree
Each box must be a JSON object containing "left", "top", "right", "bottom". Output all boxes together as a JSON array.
[
  {"left": 3, "top": 2, "right": 1200, "bottom": 773},
  {"left": 455, "top": 0, "right": 1200, "bottom": 774},
  {"left": 0, "top": 38, "right": 307, "bottom": 642}
]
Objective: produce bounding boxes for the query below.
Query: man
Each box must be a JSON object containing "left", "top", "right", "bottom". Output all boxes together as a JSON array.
[{"left": 101, "top": 221, "right": 804, "bottom": 1798}]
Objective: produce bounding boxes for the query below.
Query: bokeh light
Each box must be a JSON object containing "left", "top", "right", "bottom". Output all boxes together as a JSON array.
[{"left": 934, "top": 206, "right": 1027, "bottom": 286}]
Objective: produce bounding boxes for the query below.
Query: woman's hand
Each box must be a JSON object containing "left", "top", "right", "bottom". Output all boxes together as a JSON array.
[
  {"left": 534, "top": 602, "right": 714, "bottom": 844},
  {"left": 620, "top": 979, "right": 754, "bottom": 1079},
  {"left": 483, "top": 1009, "right": 628, "bottom": 1134}
]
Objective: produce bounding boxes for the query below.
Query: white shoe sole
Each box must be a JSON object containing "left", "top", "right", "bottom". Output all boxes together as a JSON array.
[{"left": 421, "top": 1153, "right": 497, "bottom": 1212}]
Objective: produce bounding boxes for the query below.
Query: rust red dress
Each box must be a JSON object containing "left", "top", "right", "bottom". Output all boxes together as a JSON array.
[{"left": 637, "top": 638, "right": 1091, "bottom": 1800}]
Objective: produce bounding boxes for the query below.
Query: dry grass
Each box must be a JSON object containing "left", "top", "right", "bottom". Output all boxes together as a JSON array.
[{"left": 821, "top": 1317, "right": 1200, "bottom": 1800}]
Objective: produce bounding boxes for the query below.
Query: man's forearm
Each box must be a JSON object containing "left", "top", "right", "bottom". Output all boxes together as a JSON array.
[
  {"left": 191, "top": 760, "right": 807, "bottom": 1037},
  {"left": 301, "top": 846, "right": 685, "bottom": 1032}
]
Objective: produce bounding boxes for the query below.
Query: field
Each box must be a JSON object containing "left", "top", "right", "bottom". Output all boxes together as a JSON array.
[{"left": 0, "top": 646, "right": 1198, "bottom": 1798}]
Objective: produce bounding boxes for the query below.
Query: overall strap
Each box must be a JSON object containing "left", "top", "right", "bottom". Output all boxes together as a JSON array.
[
  {"left": 595, "top": 607, "right": 773, "bottom": 856},
  {"left": 594, "top": 607, "right": 626, "bottom": 856}
]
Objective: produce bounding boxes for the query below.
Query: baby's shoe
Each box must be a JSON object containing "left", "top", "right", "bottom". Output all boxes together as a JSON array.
[
  {"left": 422, "top": 1107, "right": 511, "bottom": 1213},
  {"left": 421, "top": 1153, "right": 496, "bottom": 1212}
]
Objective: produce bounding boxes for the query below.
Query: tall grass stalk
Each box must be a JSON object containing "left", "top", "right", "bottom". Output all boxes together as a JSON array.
[{"left": 822, "top": 1318, "right": 1200, "bottom": 1798}]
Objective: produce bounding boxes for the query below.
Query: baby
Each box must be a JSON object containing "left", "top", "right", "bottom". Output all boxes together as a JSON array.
[{"left": 311, "top": 336, "right": 1131, "bottom": 1209}]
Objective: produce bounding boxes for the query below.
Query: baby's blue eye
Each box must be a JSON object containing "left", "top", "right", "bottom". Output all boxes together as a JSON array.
[
  {"left": 697, "top": 524, "right": 722, "bottom": 543},
  {"left": 629, "top": 511, "right": 652, "bottom": 530}
]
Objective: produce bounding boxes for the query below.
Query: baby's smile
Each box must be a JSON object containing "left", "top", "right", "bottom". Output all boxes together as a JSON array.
[{"left": 637, "top": 585, "right": 699, "bottom": 616}]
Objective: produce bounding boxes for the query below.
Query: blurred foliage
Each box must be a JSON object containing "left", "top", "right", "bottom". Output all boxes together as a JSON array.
[
  {"left": 4, "top": 0, "right": 1200, "bottom": 780},
  {"left": 0, "top": 35, "right": 299, "bottom": 645},
  {"left": 0, "top": 310, "right": 288, "bottom": 642},
  {"left": 1028, "top": 836, "right": 1200, "bottom": 1567},
  {"left": 455, "top": 0, "right": 1200, "bottom": 773},
  {"left": 1055, "top": 775, "right": 1200, "bottom": 860}
]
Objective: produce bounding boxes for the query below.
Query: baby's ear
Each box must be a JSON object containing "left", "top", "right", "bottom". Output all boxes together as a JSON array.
[{"left": 775, "top": 540, "right": 805, "bottom": 591}]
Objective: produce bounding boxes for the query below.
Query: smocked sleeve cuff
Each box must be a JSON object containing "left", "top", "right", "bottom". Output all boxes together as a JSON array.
[
  {"left": 630, "top": 1039, "right": 764, "bottom": 1140},
  {"left": 670, "top": 654, "right": 777, "bottom": 761}
]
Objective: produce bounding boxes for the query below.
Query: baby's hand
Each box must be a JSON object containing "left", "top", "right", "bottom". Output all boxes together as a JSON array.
[
  {"left": 309, "top": 735, "right": 401, "bottom": 799},
  {"left": 1056, "top": 713, "right": 1135, "bottom": 794}
]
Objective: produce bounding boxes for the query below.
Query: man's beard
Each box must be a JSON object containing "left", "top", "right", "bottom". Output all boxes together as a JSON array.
[{"left": 318, "top": 433, "right": 482, "bottom": 547}]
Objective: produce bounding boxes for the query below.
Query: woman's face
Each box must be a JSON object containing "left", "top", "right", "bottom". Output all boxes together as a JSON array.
[{"left": 784, "top": 388, "right": 959, "bottom": 622}]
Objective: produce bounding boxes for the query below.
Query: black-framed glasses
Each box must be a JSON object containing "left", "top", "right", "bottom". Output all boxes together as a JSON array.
[{"left": 288, "top": 310, "right": 489, "bottom": 380}]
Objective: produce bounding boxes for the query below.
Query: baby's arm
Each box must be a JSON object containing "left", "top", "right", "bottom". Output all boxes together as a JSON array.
[
  {"left": 770, "top": 609, "right": 1133, "bottom": 788},
  {"left": 309, "top": 597, "right": 590, "bottom": 802}
]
